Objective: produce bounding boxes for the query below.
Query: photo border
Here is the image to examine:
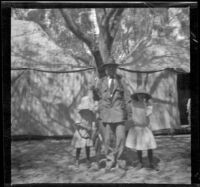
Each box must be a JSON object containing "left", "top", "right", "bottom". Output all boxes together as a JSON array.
[{"left": 2, "top": 1, "right": 199, "bottom": 186}]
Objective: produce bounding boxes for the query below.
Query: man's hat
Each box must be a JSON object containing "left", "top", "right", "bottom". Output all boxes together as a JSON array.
[
  {"left": 131, "top": 89, "right": 152, "bottom": 101},
  {"left": 101, "top": 57, "right": 119, "bottom": 69}
]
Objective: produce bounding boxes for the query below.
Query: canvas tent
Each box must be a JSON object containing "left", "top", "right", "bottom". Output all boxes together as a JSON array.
[
  {"left": 11, "top": 19, "right": 95, "bottom": 136},
  {"left": 118, "top": 41, "right": 190, "bottom": 131},
  {"left": 11, "top": 18, "right": 190, "bottom": 136}
]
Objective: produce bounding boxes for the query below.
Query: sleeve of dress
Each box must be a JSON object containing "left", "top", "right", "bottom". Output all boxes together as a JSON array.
[{"left": 146, "top": 105, "right": 153, "bottom": 116}]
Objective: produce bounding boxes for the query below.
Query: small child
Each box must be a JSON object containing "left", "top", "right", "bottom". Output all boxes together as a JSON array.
[
  {"left": 71, "top": 95, "right": 97, "bottom": 170},
  {"left": 125, "top": 90, "right": 157, "bottom": 170}
]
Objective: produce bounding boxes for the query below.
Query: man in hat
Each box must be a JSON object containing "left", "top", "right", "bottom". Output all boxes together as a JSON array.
[{"left": 92, "top": 57, "right": 130, "bottom": 170}]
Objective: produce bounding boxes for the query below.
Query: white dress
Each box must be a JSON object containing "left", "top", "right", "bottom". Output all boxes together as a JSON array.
[
  {"left": 71, "top": 122, "right": 93, "bottom": 148},
  {"left": 125, "top": 101, "right": 157, "bottom": 151}
]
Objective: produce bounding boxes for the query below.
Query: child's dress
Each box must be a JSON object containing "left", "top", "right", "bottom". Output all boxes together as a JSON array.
[
  {"left": 71, "top": 121, "right": 93, "bottom": 148},
  {"left": 125, "top": 101, "right": 157, "bottom": 151}
]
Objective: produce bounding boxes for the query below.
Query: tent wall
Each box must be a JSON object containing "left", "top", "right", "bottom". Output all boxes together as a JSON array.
[
  {"left": 11, "top": 70, "right": 95, "bottom": 136},
  {"left": 11, "top": 68, "right": 181, "bottom": 136}
]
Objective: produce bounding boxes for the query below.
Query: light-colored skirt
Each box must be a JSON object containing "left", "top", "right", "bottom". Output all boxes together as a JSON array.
[
  {"left": 125, "top": 126, "right": 157, "bottom": 150},
  {"left": 71, "top": 130, "right": 93, "bottom": 148}
]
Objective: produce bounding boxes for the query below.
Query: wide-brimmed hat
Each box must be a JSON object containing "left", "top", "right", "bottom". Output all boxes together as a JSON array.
[
  {"left": 131, "top": 89, "right": 152, "bottom": 101},
  {"left": 101, "top": 57, "right": 119, "bottom": 69},
  {"left": 77, "top": 96, "right": 96, "bottom": 121}
]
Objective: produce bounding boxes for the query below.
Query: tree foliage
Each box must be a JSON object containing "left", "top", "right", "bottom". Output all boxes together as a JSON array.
[
  {"left": 12, "top": 7, "right": 189, "bottom": 77},
  {"left": 11, "top": 7, "right": 190, "bottom": 135}
]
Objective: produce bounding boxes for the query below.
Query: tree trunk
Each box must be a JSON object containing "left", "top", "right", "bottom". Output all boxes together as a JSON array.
[
  {"left": 91, "top": 50, "right": 105, "bottom": 78},
  {"left": 98, "top": 27, "right": 112, "bottom": 64},
  {"left": 59, "top": 9, "right": 120, "bottom": 78}
]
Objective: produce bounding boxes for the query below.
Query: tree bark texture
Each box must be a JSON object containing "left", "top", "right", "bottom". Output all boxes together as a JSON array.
[{"left": 59, "top": 9, "right": 124, "bottom": 77}]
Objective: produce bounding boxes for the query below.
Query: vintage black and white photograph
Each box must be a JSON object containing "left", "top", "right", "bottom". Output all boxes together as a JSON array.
[{"left": 7, "top": 2, "right": 196, "bottom": 184}]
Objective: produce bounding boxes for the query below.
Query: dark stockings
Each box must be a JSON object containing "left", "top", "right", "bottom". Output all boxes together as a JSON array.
[
  {"left": 148, "top": 149, "right": 154, "bottom": 165},
  {"left": 76, "top": 147, "right": 90, "bottom": 161},
  {"left": 85, "top": 146, "right": 90, "bottom": 161},
  {"left": 76, "top": 148, "right": 81, "bottom": 161},
  {"left": 137, "top": 150, "right": 143, "bottom": 164},
  {"left": 75, "top": 146, "right": 90, "bottom": 167},
  {"left": 136, "top": 150, "right": 155, "bottom": 169}
]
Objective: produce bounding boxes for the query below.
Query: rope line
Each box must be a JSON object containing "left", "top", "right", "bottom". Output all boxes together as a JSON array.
[
  {"left": 118, "top": 67, "right": 189, "bottom": 74},
  {"left": 11, "top": 66, "right": 189, "bottom": 74},
  {"left": 11, "top": 67, "right": 95, "bottom": 73}
]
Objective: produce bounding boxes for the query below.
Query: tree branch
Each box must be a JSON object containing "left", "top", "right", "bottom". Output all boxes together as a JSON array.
[
  {"left": 105, "top": 8, "right": 125, "bottom": 51},
  {"left": 119, "top": 37, "right": 150, "bottom": 65},
  {"left": 69, "top": 52, "right": 91, "bottom": 66},
  {"left": 109, "top": 8, "right": 124, "bottom": 37},
  {"left": 59, "top": 9, "right": 94, "bottom": 51},
  {"left": 100, "top": 8, "right": 125, "bottom": 53},
  {"left": 102, "top": 8, "right": 116, "bottom": 26},
  {"left": 148, "top": 54, "right": 185, "bottom": 62}
]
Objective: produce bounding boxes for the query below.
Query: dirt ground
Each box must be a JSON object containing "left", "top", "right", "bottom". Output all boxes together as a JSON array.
[{"left": 11, "top": 135, "right": 191, "bottom": 184}]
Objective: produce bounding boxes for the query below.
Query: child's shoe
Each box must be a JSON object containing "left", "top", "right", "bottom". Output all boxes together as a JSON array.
[
  {"left": 89, "top": 162, "right": 99, "bottom": 171},
  {"left": 74, "top": 160, "right": 80, "bottom": 171},
  {"left": 148, "top": 163, "right": 159, "bottom": 171},
  {"left": 86, "top": 160, "right": 91, "bottom": 169}
]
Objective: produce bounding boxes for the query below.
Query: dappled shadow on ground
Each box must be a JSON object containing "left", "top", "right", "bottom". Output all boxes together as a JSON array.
[
  {"left": 120, "top": 148, "right": 160, "bottom": 167},
  {"left": 11, "top": 135, "right": 191, "bottom": 184}
]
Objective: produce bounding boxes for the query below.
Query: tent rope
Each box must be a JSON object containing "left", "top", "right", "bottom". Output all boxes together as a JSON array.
[
  {"left": 118, "top": 67, "right": 189, "bottom": 74},
  {"left": 11, "top": 66, "right": 189, "bottom": 74},
  {"left": 11, "top": 67, "right": 95, "bottom": 73}
]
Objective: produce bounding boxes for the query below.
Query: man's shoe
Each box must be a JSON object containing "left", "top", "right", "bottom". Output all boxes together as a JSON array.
[
  {"left": 90, "top": 162, "right": 100, "bottom": 171},
  {"left": 117, "top": 160, "right": 126, "bottom": 170},
  {"left": 105, "top": 160, "right": 116, "bottom": 172},
  {"left": 74, "top": 160, "right": 80, "bottom": 171},
  {"left": 135, "top": 162, "right": 144, "bottom": 170}
]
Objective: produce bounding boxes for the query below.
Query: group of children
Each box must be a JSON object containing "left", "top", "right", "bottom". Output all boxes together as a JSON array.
[{"left": 71, "top": 88, "right": 158, "bottom": 171}]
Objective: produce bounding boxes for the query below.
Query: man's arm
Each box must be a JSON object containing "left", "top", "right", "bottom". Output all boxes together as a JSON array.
[
  {"left": 119, "top": 77, "right": 132, "bottom": 120},
  {"left": 120, "top": 77, "right": 131, "bottom": 106}
]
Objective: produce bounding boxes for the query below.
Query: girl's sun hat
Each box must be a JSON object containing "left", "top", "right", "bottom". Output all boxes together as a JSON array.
[
  {"left": 77, "top": 96, "right": 96, "bottom": 122},
  {"left": 131, "top": 89, "right": 152, "bottom": 101}
]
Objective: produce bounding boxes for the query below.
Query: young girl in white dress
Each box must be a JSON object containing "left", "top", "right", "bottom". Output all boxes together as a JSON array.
[{"left": 125, "top": 90, "right": 157, "bottom": 170}]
